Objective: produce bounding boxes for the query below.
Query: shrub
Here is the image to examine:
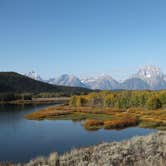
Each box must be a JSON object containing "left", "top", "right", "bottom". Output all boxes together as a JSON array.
[
  {"left": 84, "top": 119, "right": 104, "bottom": 130},
  {"left": 104, "top": 116, "right": 139, "bottom": 129}
]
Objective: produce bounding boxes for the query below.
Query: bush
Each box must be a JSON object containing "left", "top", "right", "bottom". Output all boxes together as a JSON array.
[
  {"left": 84, "top": 119, "right": 104, "bottom": 130},
  {"left": 104, "top": 116, "right": 138, "bottom": 129}
]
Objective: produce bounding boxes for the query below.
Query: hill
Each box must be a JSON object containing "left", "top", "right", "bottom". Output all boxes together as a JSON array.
[{"left": 0, "top": 72, "right": 92, "bottom": 96}]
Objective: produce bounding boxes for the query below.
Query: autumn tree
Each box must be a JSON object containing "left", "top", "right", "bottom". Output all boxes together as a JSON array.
[
  {"left": 69, "top": 95, "right": 77, "bottom": 107},
  {"left": 146, "top": 96, "right": 162, "bottom": 110}
]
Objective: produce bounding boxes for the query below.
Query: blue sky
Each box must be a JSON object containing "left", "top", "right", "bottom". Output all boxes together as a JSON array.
[{"left": 0, "top": 0, "right": 166, "bottom": 80}]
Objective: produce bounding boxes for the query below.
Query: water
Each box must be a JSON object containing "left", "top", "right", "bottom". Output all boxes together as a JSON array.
[{"left": 0, "top": 104, "right": 156, "bottom": 163}]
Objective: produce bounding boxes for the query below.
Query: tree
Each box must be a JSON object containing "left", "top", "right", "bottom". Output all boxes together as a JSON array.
[
  {"left": 158, "top": 91, "right": 166, "bottom": 107},
  {"left": 88, "top": 93, "right": 103, "bottom": 106},
  {"left": 104, "top": 94, "right": 114, "bottom": 107},
  {"left": 69, "top": 95, "right": 77, "bottom": 107},
  {"left": 146, "top": 96, "right": 162, "bottom": 110},
  {"left": 76, "top": 96, "right": 88, "bottom": 107}
]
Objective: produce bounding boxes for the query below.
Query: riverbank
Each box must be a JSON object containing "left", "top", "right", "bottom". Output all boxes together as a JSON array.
[
  {"left": 3, "top": 131, "right": 166, "bottom": 166},
  {"left": 0, "top": 97, "right": 69, "bottom": 105},
  {"left": 25, "top": 105, "right": 166, "bottom": 130}
]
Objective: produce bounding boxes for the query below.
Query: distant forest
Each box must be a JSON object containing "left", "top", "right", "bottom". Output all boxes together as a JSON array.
[{"left": 70, "top": 90, "right": 166, "bottom": 110}]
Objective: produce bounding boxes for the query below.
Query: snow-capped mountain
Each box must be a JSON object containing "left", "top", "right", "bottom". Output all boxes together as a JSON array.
[
  {"left": 25, "top": 71, "right": 43, "bottom": 81},
  {"left": 26, "top": 65, "right": 166, "bottom": 90},
  {"left": 48, "top": 74, "right": 87, "bottom": 88},
  {"left": 82, "top": 74, "right": 120, "bottom": 90},
  {"left": 134, "top": 65, "right": 166, "bottom": 90}
]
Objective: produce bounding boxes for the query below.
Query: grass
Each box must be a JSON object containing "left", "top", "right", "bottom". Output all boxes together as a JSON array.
[{"left": 25, "top": 105, "right": 166, "bottom": 130}]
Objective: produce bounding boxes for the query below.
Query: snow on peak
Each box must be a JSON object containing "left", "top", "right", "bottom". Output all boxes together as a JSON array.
[
  {"left": 82, "top": 74, "right": 114, "bottom": 83},
  {"left": 81, "top": 74, "right": 119, "bottom": 90},
  {"left": 136, "top": 65, "right": 163, "bottom": 78},
  {"left": 133, "top": 65, "right": 166, "bottom": 89},
  {"left": 49, "top": 74, "right": 86, "bottom": 88},
  {"left": 25, "top": 71, "right": 42, "bottom": 81}
]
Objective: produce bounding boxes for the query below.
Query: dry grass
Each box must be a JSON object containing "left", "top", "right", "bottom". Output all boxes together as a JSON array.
[
  {"left": 25, "top": 105, "right": 166, "bottom": 130},
  {"left": 84, "top": 119, "right": 104, "bottom": 130},
  {"left": 4, "top": 132, "right": 166, "bottom": 166},
  {"left": 25, "top": 106, "right": 73, "bottom": 120},
  {"left": 83, "top": 116, "right": 138, "bottom": 130},
  {"left": 127, "top": 108, "right": 166, "bottom": 129},
  {"left": 104, "top": 116, "right": 139, "bottom": 129}
]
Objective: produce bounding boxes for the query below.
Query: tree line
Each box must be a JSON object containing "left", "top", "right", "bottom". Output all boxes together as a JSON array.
[
  {"left": 69, "top": 90, "right": 166, "bottom": 110},
  {"left": 0, "top": 93, "right": 32, "bottom": 102},
  {"left": 0, "top": 92, "right": 69, "bottom": 102}
]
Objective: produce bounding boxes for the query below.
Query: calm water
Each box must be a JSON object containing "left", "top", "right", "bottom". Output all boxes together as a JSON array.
[{"left": 0, "top": 104, "right": 155, "bottom": 163}]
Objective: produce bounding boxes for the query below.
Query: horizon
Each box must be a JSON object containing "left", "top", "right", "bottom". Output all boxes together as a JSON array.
[
  {"left": 0, "top": 64, "right": 163, "bottom": 82},
  {"left": 1, "top": 0, "right": 166, "bottom": 79}
]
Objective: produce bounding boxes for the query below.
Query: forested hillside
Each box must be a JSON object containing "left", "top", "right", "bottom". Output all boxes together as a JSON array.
[{"left": 0, "top": 72, "right": 92, "bottom": 98}]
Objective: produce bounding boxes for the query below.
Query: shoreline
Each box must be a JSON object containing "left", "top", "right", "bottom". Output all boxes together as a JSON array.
[
  {"left": 0, "top": 97, "right": 69, "bottom": 105},
  {"left": 3, "top": 131, "right": 165, "bottom": 166}
]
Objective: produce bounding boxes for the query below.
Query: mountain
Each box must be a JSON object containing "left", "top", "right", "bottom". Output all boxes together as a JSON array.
[
  {"left": 134, "top": 65, "right": 166, "bottom": 90},
  {"left": 0, "top": 72, "right": 92, "bottom": 95},
  {"left": 121, "top": 77, "right": 150, "bottom": 90},
  {"left": 48, "top": 74, "right": 87, "bottom": 88},
  {"left": 25, "top": 71, "right": 43, "bottom": 81},
  {"left": 25, "top": 65, "right": 166, "bottom": 90},
  {"left": 81, "top": 65, "right": 166, "bottom": 90},
  {"left": 82, "top": 75, "right": 120, "bottom": 90}
]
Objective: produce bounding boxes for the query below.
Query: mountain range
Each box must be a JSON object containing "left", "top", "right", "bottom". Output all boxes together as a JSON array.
[
  {"left": 25, "top": 65, "right": 166, "bottom": 90},
  {"left": 0, "top": 72, "right": 91, "bottom": 95}
]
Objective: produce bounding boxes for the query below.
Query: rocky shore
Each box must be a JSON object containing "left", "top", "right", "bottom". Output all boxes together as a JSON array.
[{"left": 3, "top": 131, "right": 166, "bottom": 166}]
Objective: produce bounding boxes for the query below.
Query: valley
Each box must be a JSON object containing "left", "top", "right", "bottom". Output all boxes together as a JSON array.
[{"left": 2, "top": 0, "right": 166, "bottom": 165}]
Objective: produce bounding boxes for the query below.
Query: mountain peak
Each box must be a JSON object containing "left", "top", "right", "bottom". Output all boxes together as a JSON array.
[
  {"left": 134, "top": 65, "right": 166, "bottom": 89},
  {"left": 26, "top": 65, "right": 166, "bottom": 90},
  {"left": 25, "top": 71, "right": 42, "bottom": 81},
  {"left": 82, "top": 74, "right": 119, "bottom": 90},
  {"left": 60, "top": 74, "right": 77, "bottom": 80},
  {"left": 99, "top": 74, "right": 113, "bottom": 79},
  {"left": 137, "top": 65, "right": 163, "bottom": 78},
  {"left": 48, "top": 74, "right": 87, "bottom": 88}
]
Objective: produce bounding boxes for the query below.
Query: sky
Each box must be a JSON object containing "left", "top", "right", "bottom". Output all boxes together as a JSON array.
[{"left": 0, "top": 0, "right": 166, "bottom": 80}]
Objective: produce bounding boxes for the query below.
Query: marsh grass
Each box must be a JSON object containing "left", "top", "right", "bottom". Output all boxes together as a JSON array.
[
  {"left": 103, "top": 116, "right": 139, "bottom": 129},
  {"left": 84, "top": 119, "right": 104, "bottom": 130},
  {"left": 25, "top": 105, "right": 166, "bottom": 130}
]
